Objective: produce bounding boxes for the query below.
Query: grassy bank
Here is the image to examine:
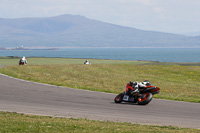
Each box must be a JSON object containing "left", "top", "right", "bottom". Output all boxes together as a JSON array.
[
  {"left": 0, "top": 57, "right": 151, "bottom": 65},
  {"left": 0, "top": 57, "right": 200, "bottom": 103},
  {"left": 0, "top": 112, "right": 199, "bottom": 133}
]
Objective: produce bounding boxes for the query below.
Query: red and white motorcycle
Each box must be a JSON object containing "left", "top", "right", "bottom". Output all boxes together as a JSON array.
[
  {"left": 114, "top": 81, "right": 160, "bottom": 105},
  {"left": 19, "top": 56, "right": 27, "bottom": 65}
]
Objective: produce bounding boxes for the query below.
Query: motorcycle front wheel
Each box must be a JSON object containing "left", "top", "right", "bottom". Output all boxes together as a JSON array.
[
  {"left": 114, "top": 93, "right": 124, "bottom": 103},
  {"left": 137, "top": 93, "right": 152, "bottom": 105}
]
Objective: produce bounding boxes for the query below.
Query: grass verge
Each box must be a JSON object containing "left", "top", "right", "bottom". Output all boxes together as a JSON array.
[
  {"left": 0, "top": 57, "right": 151, "bottom": 65},
  {"left": 0, "top": 112, "right": 199, "bottom": 133}
]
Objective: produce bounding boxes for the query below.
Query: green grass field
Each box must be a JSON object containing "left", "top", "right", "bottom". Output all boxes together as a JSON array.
[
  {"left": 0, "top": 57, "right": 151, "bottom": 65},
  {"left": 0, "top": 112, "right": 199, "bottom": 133},
  {"left": 0, "top": 57, "right": 200, "bottom": 103}
]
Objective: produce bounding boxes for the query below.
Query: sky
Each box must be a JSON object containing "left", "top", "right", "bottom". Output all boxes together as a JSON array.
[{"left": 1, "top": 0, "right": 200, "bottom": 34}]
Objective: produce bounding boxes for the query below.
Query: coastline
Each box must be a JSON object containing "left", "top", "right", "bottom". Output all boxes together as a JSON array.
[
  {"left": 1, "top": 46, "right": 200, "bottom": 50},
  {"left": 0, "top": 48, "right": 200, "bottom": 63},
  {"left": 0, "top": 47, "right": 59, "bottom": 51}
]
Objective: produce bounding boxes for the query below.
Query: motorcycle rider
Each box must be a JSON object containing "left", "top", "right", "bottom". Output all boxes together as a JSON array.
[
  {"left": 125, "top": 80, "right": 150, "bottom": 96},
  {"left": 84, "top": 60, "right": 90, "bottom": 65},
  {"left": 19, "top": 56, "right": 27, "bottom": 65}
]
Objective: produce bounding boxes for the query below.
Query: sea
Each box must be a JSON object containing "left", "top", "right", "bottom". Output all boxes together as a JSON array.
[{"left": 0, "top": 48, "right": 200, "bottom": 63}]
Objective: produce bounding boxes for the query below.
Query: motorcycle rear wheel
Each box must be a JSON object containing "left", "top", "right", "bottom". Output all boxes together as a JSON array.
[
  {"left": 137, "top": 93, "right": 152, "bottom": 105},
  {"left": 114, "top": 93, "right": 124, "bottom": 103}
]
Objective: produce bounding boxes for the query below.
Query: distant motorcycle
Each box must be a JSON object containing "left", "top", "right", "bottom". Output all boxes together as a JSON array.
[
  {"left": 114, "top": 81, "right": 160, "bottom": 105},
  {"left": 19, "top": 56, "right": 27, "bottom": 65},
  {"left": 19, "top": 60, "right": 26, "bottom": 65},
  {"left": 84, "top": 60, "right": 90, "bottom": 65}
]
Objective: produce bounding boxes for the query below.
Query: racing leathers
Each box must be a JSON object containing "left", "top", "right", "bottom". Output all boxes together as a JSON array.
[{"left": 125, "top": 81, "right": 147, "bottom": 96}]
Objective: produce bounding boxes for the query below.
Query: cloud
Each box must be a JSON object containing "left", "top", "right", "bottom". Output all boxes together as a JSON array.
[{"left": 137, "top": 0, "right": 151, "bottom": 5}]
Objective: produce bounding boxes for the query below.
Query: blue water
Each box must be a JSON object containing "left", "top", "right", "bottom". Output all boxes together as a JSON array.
[{"left": 0, "top": 48, "right": 200, "bottom": 63}]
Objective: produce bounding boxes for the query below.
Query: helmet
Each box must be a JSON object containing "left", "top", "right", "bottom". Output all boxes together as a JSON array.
[
  {"left": 22, "top": 56, "right": 26, "bottom": 60},
  {"left": 143, "top": 80, "right": 150, "bottom": 86},
  {"left": 130, "top": 81, "right": 137, "bottom": 85}
]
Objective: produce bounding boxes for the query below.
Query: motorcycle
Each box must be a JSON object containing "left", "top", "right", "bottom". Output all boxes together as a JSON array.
[
  {"left": 114, "top": 81, "right": 160, "bottom": 105},
  {"left": 19, "top": 59, "right": 27, "bottom": 65},
  {"left": 84, "top": 60, "right": 90, "bottom": 65}
]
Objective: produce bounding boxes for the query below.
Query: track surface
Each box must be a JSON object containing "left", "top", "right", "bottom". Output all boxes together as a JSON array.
[{"left": 0, "top": 74, "right": 200, "bottom": 129}]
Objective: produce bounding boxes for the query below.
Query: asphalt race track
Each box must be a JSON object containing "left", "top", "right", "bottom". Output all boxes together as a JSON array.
[{"left": 0, "top": 73, "right": 200, "bottom": 129}]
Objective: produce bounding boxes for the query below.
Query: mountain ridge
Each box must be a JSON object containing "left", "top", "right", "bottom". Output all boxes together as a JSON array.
[{"left": 0, "top": 14, "right": 200, "bottom": 48}]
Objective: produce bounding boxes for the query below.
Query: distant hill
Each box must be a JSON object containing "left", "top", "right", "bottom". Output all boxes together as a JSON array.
[
  {"left": 183, "top": 32, "right": 200, "bottom": 36},
  {"left": 0, "top": 14, "right": 200, "bottom": 48}
]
